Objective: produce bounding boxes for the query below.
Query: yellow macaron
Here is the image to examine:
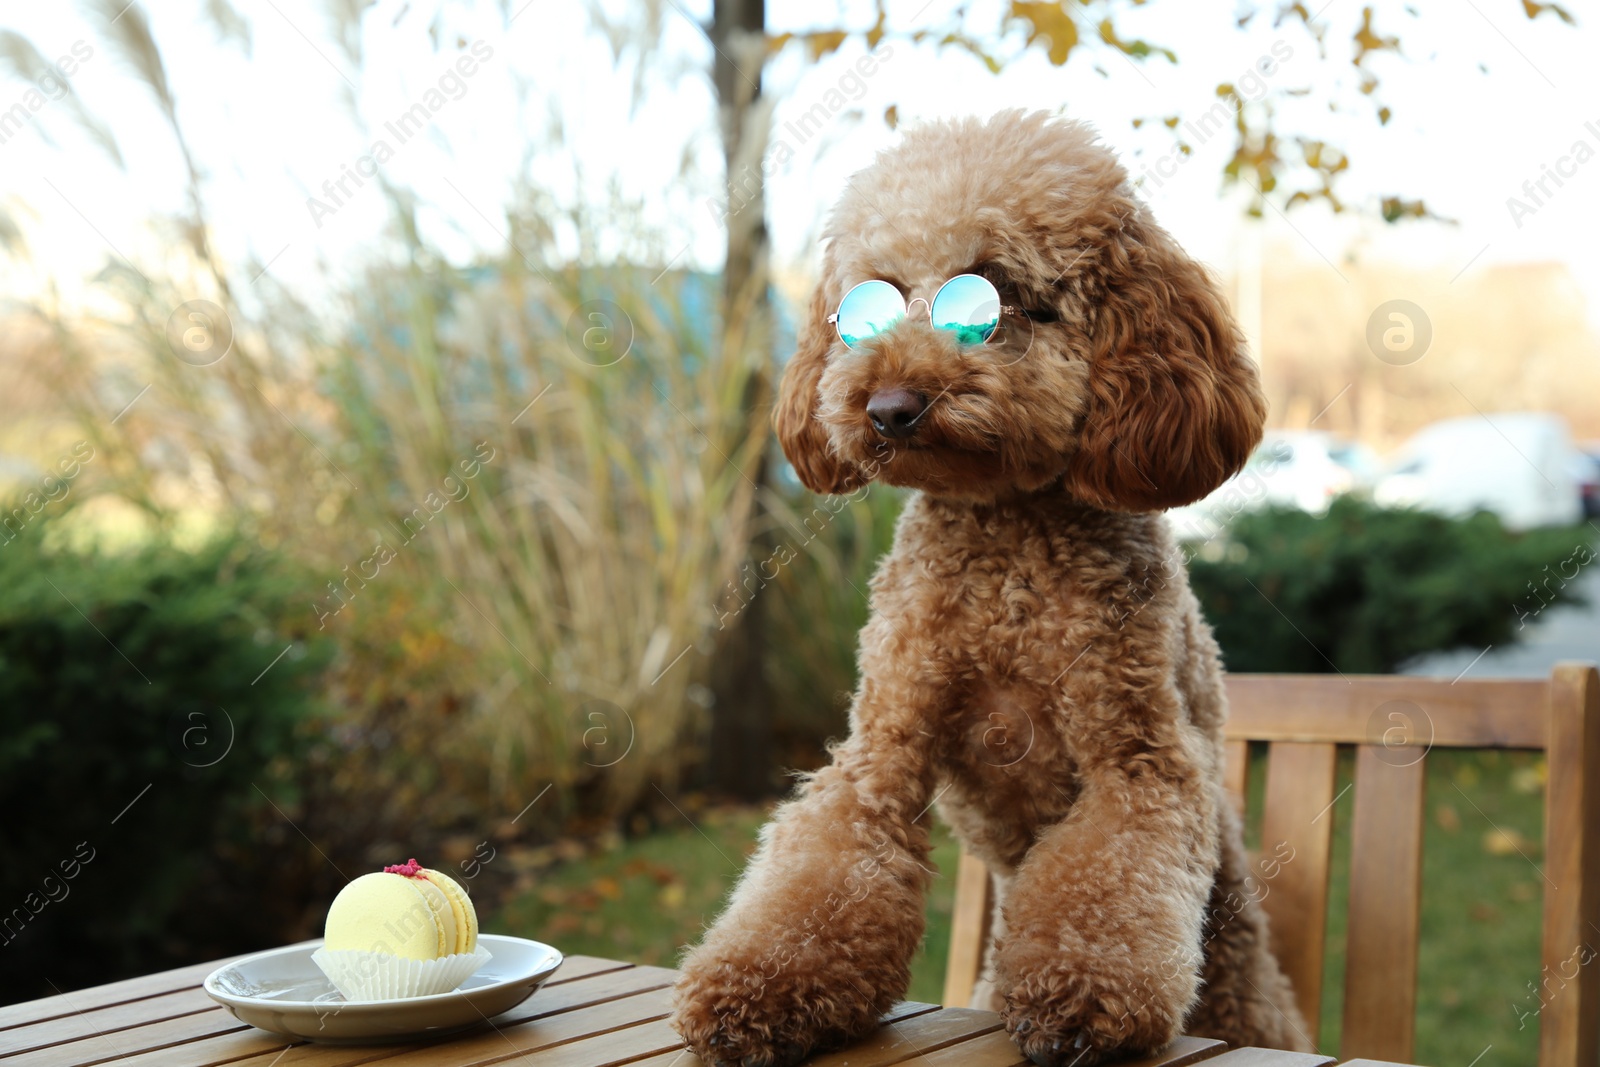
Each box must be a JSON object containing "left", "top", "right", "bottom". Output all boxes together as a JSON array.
[
  {"left": 421, "top": 866, "right": 478, "bottom": 954},
  {"left": 323, "top": 858, "right": 477, "bottom": 960}
]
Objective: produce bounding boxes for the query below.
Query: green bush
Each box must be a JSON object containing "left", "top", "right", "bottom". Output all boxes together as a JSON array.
[
  {"left": 765, "top": 492, "right": 1592, "bottom": 714},
  {"left": 0, "top": 519, "right": 330, "bottom": 1002},
  {"left": 1188, "top": 498, "right": 1593, "bottom": 674}
]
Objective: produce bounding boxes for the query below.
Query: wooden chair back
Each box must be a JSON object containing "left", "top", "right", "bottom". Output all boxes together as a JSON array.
[{"left": 941, "top": 663, "right": 1600, "bottom": 1066}]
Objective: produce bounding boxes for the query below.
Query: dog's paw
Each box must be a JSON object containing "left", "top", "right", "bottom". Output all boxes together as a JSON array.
[
  {"left": 674, "top": 1012, "right": 812, "bottom": 1067},
  {"left": 693, "top": 1033, "right": 811, "bottom": 1067},
  {"left": 1008, "top": 1022, "right": 1102, "bottom": 1067},
  {"left": 1001, "top": 970, "right": 1180, "bottom": 1067},
  {"left": 672, "top": 964, "right": 862, "bottom": 1067}
]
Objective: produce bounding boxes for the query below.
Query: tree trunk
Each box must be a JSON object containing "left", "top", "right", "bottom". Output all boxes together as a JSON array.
[{"left": 706, "top": 0, "right": 775, "bottom": 799}]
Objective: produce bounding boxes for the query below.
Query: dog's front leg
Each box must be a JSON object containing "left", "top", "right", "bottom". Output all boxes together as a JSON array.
[
  {"left": 995, "top": 749, "right": 1217, "bottom": 1066},
  {"left": 672, "top": 724, "right": 935, "bottom": 1067}
]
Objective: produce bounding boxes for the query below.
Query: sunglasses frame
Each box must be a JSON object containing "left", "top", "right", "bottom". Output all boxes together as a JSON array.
[{"left": 826, "top": 274, "right": 1022, "bottom": 350}]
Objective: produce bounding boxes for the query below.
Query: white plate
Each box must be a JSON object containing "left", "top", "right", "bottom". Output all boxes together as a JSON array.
[{"left": 203, "top": 934, "right": 563, "bottom": 1044}]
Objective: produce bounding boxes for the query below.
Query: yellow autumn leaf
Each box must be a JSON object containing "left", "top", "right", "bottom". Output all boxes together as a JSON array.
[
  {"left": 804, "top": 30, "right": 849, "bottom": 61},
  {"left": 1010, "top": 1, "right": 1080, "bottom": 66},
  {"left": 1511, "top": 761, "right": 1546, "bottom": 794},
  {"left": 1481, "top": 827, "right": 1538, "bottom": 857}
]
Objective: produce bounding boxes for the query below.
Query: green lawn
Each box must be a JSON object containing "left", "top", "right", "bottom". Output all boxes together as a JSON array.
[
  {"left": 491, "top": 750, "right": 1546, "bottom": 1064},
  {"left": 1285, "top": 748, "right": 1548, "bottom": 1066},
  {"left": 491, "top": 801, "right": 962, "bottom": 1003}
]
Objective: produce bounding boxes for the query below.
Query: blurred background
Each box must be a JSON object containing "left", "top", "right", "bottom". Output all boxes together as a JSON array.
[{"left": 0, "top": 1, "right": 1595, "bottom": 1062}]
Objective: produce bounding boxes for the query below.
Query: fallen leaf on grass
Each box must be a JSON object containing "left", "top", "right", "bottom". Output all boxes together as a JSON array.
[
  {"left": 507, "top": 845, "right": 557, "bottom": 872},
  {"left": 1482, "top": 827, "right": 1539, "bottom": 857},
  {"left": 1511, "top": 762, "right": 1546, "bottom": 795},
  {"left": 620, "top": 858, "right": 680, "bottom": 885},
  {"left": 546, "top": 913, "right": 583, "bottom": 935}
]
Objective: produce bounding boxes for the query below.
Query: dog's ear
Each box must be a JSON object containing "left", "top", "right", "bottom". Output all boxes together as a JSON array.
[
  {"left": 1062, "top": 208, "right": 1266, "bottom": 511},
  {"left": 773, "top": 279, "right": 867, "bottom": 495}
]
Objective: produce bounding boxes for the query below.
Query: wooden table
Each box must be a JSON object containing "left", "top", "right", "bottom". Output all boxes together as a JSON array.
[{"left": 0, "top": 951, "right": 1365, "bottom": 1066}]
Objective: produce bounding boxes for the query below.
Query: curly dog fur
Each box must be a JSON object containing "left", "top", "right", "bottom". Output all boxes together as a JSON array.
[{"left": 672, "top": 110, "right": 1310, "bottom": 1067}]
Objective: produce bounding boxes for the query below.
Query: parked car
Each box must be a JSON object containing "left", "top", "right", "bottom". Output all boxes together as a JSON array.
[
  {"left": 1373, "top": 413, "right": 1583, "bottom": 530},
  {"left": 1166, "top": 430, "right": 1378, "bottom": 540},
  {"left": 1574, "top": 446, "right": 1600, "bottom": 519}
]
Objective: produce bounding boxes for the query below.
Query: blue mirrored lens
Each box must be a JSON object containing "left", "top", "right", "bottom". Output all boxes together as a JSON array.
[
  {"left": 835, "top": 280, "right": 906, "bottom": 348},
  {"left": 930, "top": 274, "right": 1001, "bottom": 345}
]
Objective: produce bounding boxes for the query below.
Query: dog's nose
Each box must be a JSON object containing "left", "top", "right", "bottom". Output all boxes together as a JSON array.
[{"left": 866, "top": 387, "right": 927, "bottom": 439}]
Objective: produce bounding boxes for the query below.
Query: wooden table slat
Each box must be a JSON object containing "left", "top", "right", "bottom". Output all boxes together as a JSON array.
[
  {"left": 497, "top": 964, "right": 677, "bottom": 1023},
  {"left": 0, "top": 948, "right": 318, "bottom": 1034},
  {"left": 627, "top": 1030, "right": 1229, "bottom": 1067},
  {"left": 1123, "top": 1036, "right": 1231, "bottom": 1066},
  {"left": 445, "top": 1014, "right": 681, "bottom": 1067},
  {"left": 798, "top": 1004, "right": 999, "bottom": 1067},
  {"left": 77, "top": 1023, "right": 288, "bottom": 1067},
  {"left": 8, "top": 1009, "right": 247, "bottom": 1067},
  {"left": 0, "top": 951, "right": 624, "bottom": 1043},
  {"left": 1200, "top": 1048, "right": 1337, "bottom": 1066},
  {"left": 0, "top": 951, "right": 1398, "bottom": 1067},
  {"left": 1, "top": 987, "right": 222, "bottom": 1060},
  {"left": 89, "top": 961, "right": 675, "bottom": 1067},
  {"left": 854, "top": 1026, "right": 1025, "bottom": 1067},
  {"left": 532, "top": 957, "right": 641, "bottom": 988},
  {"left": 214, "top": 985, "right": 675, "bottom": 1067},
  {"left": 538, "top": 999, "right": 943, "bottom": 1067}
]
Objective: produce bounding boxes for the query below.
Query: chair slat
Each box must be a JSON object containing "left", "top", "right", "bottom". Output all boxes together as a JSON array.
[
  {"left": 1223, "top": 740, "right": 1249, "bottom": 819},
  {"left": 943, "top": 847, "right": 994, "bottom": 1009},
  {"left": 1341, "top": 745, "right": 1426, "bottom": 1062},
  {"left": 935, "top": 666, "right": 1599, "bottom": 1066},
  {"left": 1225, "top": 676, "right": 1547, "bottom": 749},
  {"left": 1258, "top": 741, "right": 1338, "bottom": 1038},
  {"left": 1539, "top": 663, "right": 1600, "bottom": 1067}
]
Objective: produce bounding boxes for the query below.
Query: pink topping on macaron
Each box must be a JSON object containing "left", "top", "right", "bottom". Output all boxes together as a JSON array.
[{"left": 383, "top": 858, "right": 426, "bottom": 878}]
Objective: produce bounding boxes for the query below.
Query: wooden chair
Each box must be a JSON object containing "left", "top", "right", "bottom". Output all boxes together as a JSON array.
[{"left": 942, "top": 663, "right": 1600, "bottom": 1067}]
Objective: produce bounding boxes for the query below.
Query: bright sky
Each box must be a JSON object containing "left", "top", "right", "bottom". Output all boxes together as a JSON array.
[{"left": 2, "top": 0, "right": 1598, "bottom": 328}]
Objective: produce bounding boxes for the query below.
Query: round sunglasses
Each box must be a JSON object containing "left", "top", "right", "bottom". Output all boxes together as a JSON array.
[{"left": 826, "top": 274, "right": 1021, "bottom": 350}]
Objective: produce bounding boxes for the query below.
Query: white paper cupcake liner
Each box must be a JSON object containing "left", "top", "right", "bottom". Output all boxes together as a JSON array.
[{"left": 312, "top": 943, "right": 491, "bottom": 1001}]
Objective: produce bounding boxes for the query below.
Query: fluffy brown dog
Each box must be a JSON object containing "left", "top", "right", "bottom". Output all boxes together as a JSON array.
[{"left": 672, "top": 110, "right": 1309, "bottom": 1067}]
